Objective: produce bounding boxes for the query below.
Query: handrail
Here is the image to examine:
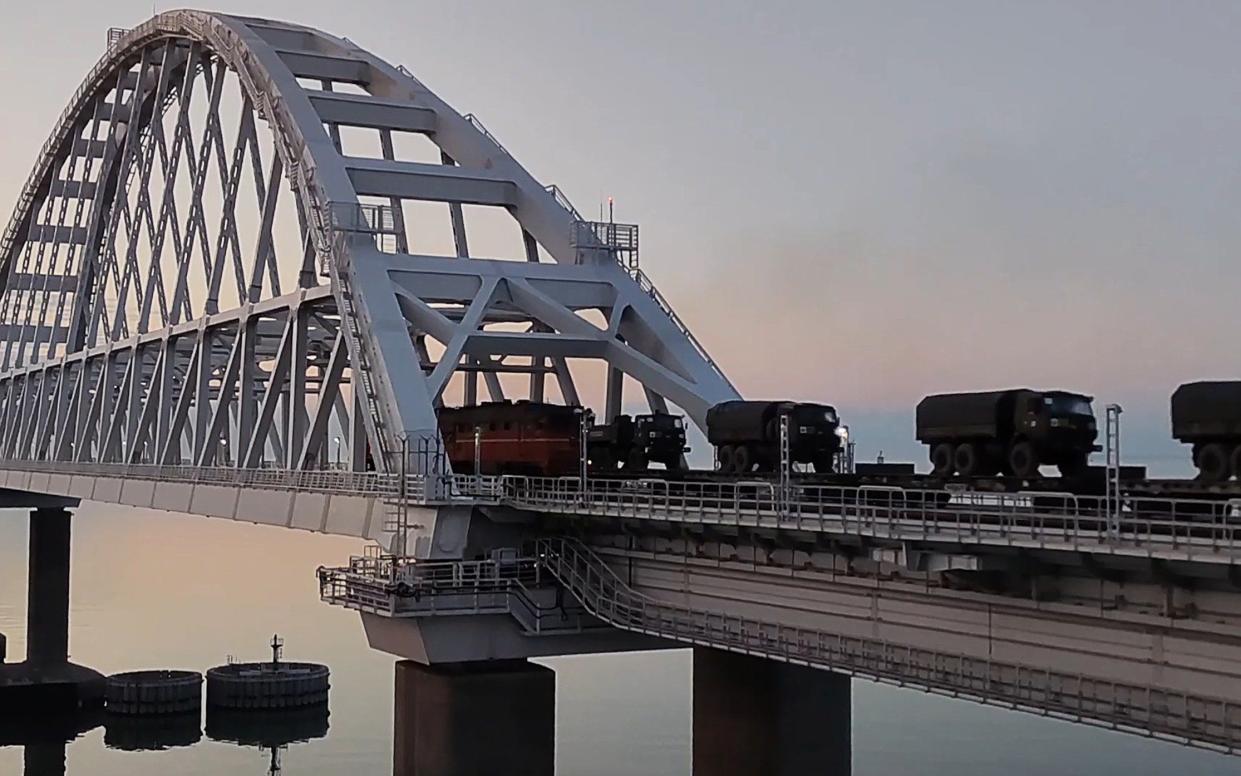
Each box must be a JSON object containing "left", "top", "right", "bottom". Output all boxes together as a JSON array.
[
  {"left": 461, "top": 113, "right": 509, "bottom": 156},
  {"left": 0, "top": 458, "right": 1238, "bottom": 561},
  {"left": 544, "top": 184, "right": 584, "bottom": 221},
  {"left": 318, "top": 553, "right": 592, "bottom": 634},
  {"left": 628, "top": 266, "right": 733, "bottom": 389},
  {"left": 533, "top": 537, "right": 1241, "bottom": 753}
]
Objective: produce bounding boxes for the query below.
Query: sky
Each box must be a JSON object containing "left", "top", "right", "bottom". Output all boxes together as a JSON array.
[{"left": 1, "top": 0, "right": 1238, "bottom": 467}]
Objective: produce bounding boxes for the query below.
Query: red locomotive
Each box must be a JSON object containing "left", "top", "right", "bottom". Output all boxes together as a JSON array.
[{"left": 438, "top": 401, "right": 585, "bottom": 476}]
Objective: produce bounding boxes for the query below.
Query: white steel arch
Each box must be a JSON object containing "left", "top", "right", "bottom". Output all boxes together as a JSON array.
[{"left": 0, "top": 11, "right": 738, "bottom": 473}]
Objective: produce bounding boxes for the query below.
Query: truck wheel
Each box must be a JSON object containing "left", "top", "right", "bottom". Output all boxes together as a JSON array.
[
  {"left": 953, "top": 443, "right": 980, "bottom": 477},
  {"left": 1231, "top": 446, "right": 1241, "bottom": 480},
  {"left": 732, "top": 445, "right": 752, "bottom": 474},
  {"left": 1007, "top": 441, "right": 1039, "bottom": 478},
  {"left": 717, "top": 445, "right": 734, "bottom": 473},
  {"left": 1196, "top": 443, "right": 1229, "bottom": 482},
  {"left": 930, "top": 444, "right": 954, "bottom": 477}
]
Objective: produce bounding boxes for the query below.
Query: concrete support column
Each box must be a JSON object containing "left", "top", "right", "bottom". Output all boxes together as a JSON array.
[
  {"left": 693, "top": 649, "right": 851, "bottom": 776},
  {"left": 27, "top": 508, "right": 71, "bottom": 665},
  {"left": 393, "top": 660, "right": 554, "bottom": 776}
]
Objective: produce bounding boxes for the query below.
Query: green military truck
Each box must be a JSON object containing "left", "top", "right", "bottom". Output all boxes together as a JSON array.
[
  {"left": 588, "top": 413, "right": 688, "bottom": 472},
  {"left": 916, "top": 389, "right": 1098, "bottom": 478},
  {"left": 1171, "top": 381, "right": 1241, "bottom": 482}
]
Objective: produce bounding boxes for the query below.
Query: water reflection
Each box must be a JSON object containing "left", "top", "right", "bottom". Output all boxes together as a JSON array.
[
  {"left": 103, "top": 712, "right": 201, "bottom": 751},
  {"left": 205, "top": 704, "right": 330, "bottom": 747},
  {"left": 207, "top": 704, "right": 330, "bottom": 776},
  {"left": 0, "top": 709, "right": 101, "bottom": 776}
]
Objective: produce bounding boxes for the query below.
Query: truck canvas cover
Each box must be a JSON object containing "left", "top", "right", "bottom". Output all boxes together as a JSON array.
[
  {"left": 1171, "top": 381, "right": 1241, "bottom": 440},
  {"left": 915, "top": 390, "right": 1022, "bottom": 442},
  {"left": 706, "top": 401, "right": 787, "bottom": 444}
]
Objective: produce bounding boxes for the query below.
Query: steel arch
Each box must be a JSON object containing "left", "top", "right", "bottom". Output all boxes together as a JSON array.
[{"left": 0, "top": 11, "right": 738, "bottom": 473}]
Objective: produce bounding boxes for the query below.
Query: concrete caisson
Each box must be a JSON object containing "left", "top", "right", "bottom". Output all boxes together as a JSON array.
[
  {"left": 105, "top": 670, "right": 203, "bottom": 715},
  {"left": 206, "top": 662, "right": 330, "bottom": 710}
]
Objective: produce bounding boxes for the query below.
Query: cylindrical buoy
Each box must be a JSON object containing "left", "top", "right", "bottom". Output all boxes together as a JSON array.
[{"left": 105, "top": 670, "right": 203, "bottom": 715}]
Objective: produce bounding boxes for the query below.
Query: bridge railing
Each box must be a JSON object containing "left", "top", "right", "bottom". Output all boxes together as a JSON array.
[
  {"left": 317, "top": 551, "right": 593, "bottom": 634},
  {"left": 1, "top": 456, "right": 1239, "bottom": 560},
  {"left": 0, "top": 458, "right": 404, "bottom": 496},
  {"left": 533, "top": 536, "right": 1241, "bottom": 753},
  {"left": 498, "top": 476, "right": 1241, "bottom": 561}
]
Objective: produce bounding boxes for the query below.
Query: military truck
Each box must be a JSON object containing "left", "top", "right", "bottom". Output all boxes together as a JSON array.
[
  {"left": 706, "top": 400, "right": 841, "bottom": 474},
  {"left": 1171, "top": 381, "right": 1241, "bottom": 482},
  {"left": 916, "top": 389, "right": 1098, "bottom": 478},
  {"left": 588, "top": 413, "right": 688, "bottom": 472}
]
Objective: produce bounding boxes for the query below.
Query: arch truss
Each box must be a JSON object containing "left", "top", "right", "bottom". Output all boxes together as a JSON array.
[{"left": 0, "top": 11, "right": 738, "bottom": 473}]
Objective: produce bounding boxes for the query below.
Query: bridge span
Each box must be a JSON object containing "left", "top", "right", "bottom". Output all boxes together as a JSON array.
[{"left": 0, "top": 10, "right": 1238, "bottom": 766}]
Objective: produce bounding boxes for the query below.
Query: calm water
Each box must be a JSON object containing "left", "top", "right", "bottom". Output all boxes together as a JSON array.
[{"left": 0, "top": 503, "right": 1238, "bottom": 775}]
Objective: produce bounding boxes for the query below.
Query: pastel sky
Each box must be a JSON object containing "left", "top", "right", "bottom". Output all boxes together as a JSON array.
[{"left": 1, "top": 1, "right": 1237, "bottom": 467}]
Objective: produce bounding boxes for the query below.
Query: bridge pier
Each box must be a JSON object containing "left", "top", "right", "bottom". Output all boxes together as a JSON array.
[
  {"left": 693, "top": 649, "right": 851, "bottom": 776},
  {"left": 28, "top": 508, "right": 71, "bottom": 664},
  {"left": 393, "top": 659, "right": 555, "bottom": 775},
  {"left": 0, "top": 508, "right": 104, "bottom": 712}
]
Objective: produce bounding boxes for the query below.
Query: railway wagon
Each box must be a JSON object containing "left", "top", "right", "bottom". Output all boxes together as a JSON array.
[{"left": 438, "top": 401, "right": 584, "bottom": 476}]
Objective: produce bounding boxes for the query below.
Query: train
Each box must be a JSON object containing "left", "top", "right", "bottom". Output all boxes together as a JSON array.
[
  {"left": 426, "top": 380, "right": 1241, "bottom": 494},
  {"left": 437, "top": 401, "right": 687, "bottom": 476}
]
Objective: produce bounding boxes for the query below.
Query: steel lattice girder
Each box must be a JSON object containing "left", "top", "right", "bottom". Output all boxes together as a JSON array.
[{"left": 0, "top": 11, "right": 739, "bottom": 472}]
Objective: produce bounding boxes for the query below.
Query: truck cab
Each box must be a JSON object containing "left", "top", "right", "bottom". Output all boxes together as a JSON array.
[
  {"left": 632, "top": 413, "right": 689, "bottom": 470},
  {"left": 1015, "top": 391, "right": 1098, "bottom": 476},
  {"left": 588, "top": 412, "right": 688, "bottom": 472}
]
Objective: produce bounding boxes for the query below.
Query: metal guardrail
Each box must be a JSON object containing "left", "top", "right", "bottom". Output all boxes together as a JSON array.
[
  {"left": 544, "top": 184, "right": 584, "bottom": 221},
  {"left": 532, "top": 537, "right": 1241, "bottom": 753},
  {"left": 491, "top": 476, "right": 1241, "bottom": 562},
  {"left": 628, "top": 266, "right": 731, "bottom": 386},
  {"left": 462, "top": 113, "right": 509, "bottom": 156},
  {"left": 318, "top": 552, "right": 592, "bottom": 634},
  {"left": 0, "top": 457, "right": 404, "bottom": 496},
  {"left": 1, "top": 458, "right": 1239, "bottom": 561}
]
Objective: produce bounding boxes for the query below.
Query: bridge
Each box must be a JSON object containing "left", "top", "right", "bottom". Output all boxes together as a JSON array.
[{"left": 1, "top": 11, "right": 1239, "bottom": 771}]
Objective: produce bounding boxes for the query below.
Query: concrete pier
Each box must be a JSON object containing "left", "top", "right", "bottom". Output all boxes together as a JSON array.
[
  {"left": 27, "top": 508, "right": 71, "bottom": 665},
  {"left": 693, "top": 649, "right": 851, "bottom": 776},
  {"left": 393, "top": 660, "right": 555, "bottom": 776},
  {"left": 0, "top": 508, "right": 103, "bottom": 711}
]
